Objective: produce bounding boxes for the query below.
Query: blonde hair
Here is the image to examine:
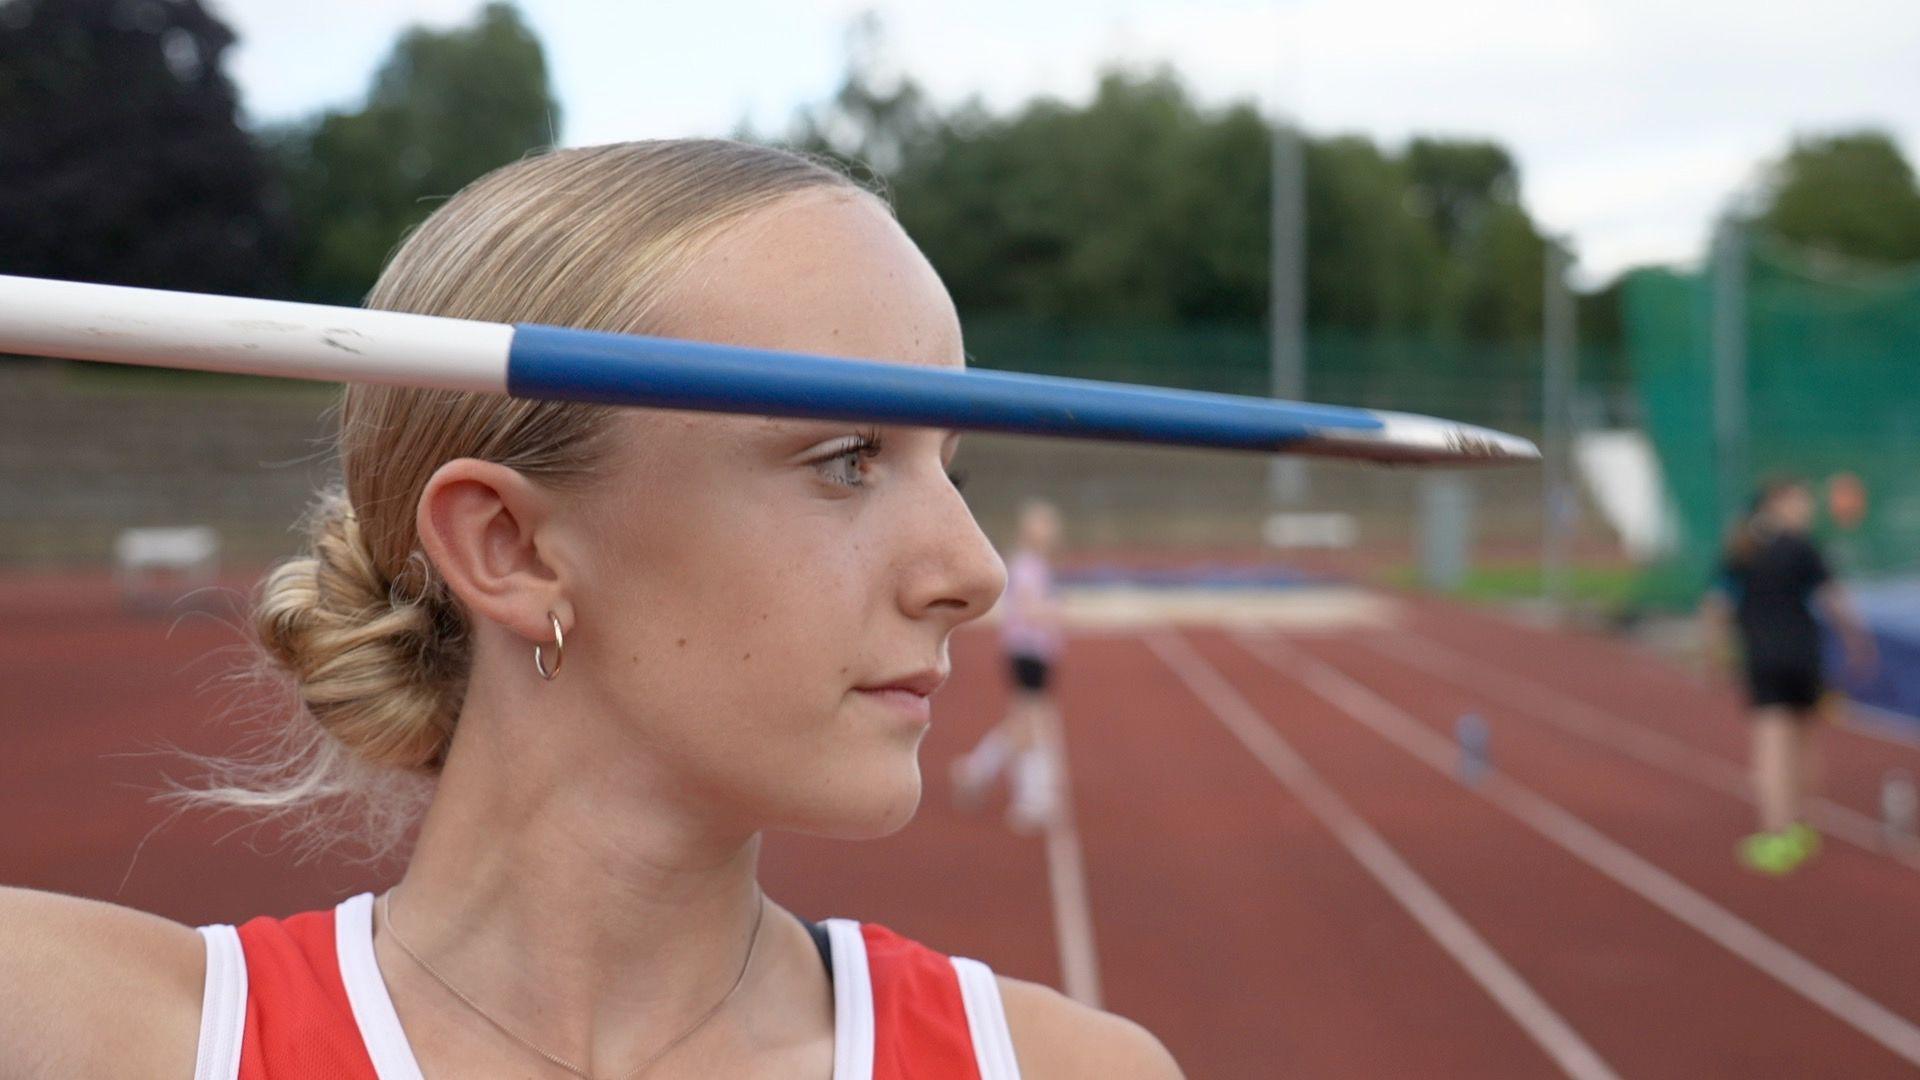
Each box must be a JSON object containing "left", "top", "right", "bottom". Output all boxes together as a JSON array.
[{"left": 176, "top": 141, "right": 865, "bottom": 861}]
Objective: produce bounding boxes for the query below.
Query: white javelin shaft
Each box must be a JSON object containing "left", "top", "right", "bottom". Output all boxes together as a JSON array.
[{"left": 0, "top": 274, "right": 513, "bottom": 391}]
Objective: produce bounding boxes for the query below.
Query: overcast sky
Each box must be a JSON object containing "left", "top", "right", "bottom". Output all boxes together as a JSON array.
[{"left": 210, "top": 0, "right": 1920, "bottom": 286}]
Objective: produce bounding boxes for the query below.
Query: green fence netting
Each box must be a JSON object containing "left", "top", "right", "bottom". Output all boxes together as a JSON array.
[
  {"left": 963, "top": 314, "right": 1622, "bottom": 436},
  {"left": 1626, "top": 234, "right": 1920, "bottom": 608}
]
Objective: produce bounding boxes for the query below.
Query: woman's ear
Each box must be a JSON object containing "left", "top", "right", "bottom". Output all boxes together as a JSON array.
[{"left": 415, "top": 459, "right": 571, "bottom": 644}]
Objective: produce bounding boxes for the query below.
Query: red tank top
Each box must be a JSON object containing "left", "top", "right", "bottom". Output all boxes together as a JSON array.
[{"left": 193, "top": 892, "right": 1021, "bottom": 1080}]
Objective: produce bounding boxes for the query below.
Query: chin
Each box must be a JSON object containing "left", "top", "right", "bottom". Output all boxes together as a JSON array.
[{"left": 791, "top": 759, "right": 924, "bottom": 840}]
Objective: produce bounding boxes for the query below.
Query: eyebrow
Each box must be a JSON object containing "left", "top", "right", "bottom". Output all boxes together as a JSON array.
[{"left": 754, "top": 417, "right": 962, "bottom": 448}]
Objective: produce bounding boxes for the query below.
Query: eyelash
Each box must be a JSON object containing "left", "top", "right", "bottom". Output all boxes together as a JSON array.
[{"left": 819, "top": 429, "right": 969, "bottom": 492}]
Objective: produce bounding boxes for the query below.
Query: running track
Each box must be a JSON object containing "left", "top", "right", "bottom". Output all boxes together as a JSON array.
[{"left": 4, "top": 577, "right": 1919, "bottom": 1078}]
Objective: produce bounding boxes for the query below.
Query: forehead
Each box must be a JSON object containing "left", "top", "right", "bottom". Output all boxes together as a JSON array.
[
  {"left": 602, "top": 190, "right": 966, "bottom": 456},
  {"left": 649, "top": 189, "right": 963, "bottom": 371}
]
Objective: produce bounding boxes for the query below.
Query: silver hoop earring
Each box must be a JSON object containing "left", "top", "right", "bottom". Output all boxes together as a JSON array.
[{"left": 534, "top": 611, "right": 565, "bottom": 681}]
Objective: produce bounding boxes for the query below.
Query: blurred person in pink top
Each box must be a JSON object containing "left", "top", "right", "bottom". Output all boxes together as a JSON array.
[{"left": 951, "top": 499, "right": 1066, "bottom": 831}]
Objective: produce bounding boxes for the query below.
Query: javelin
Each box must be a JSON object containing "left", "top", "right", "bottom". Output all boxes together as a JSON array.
[{"left": 0, "top": 275, "right": 1537, "bottom": 465}]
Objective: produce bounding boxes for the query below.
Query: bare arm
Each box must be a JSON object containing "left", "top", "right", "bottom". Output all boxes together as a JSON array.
[
  {"left": 999, "top": 975, "right": 1184, "bottom": 1079},
  {"left": 0, "top": 887, "right": 204, "bottom": 1078}
]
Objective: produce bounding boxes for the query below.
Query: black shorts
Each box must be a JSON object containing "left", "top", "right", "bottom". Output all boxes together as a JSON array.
[
  {"left": 1010, "top": 654, "right": 1051, "bottom": 693},
  {"left": 1744, "top": 664, "right": 1824, "bottom": 712}
]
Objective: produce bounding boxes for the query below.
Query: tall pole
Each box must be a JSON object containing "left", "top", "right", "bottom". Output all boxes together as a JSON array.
[
  {"left": 1541, "top": 237, "right": 1576, "bottom": 617},
  {"left": 1711, "top": 217, "right": 1749, "bottom": 537},
  {"left": 1268, "top": 118, "right": 1308, "bottom": 505}
]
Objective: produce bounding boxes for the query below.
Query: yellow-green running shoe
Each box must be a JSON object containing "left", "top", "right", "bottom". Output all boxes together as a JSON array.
[
  {"left": 1787, "top": 821, "right": 1822, "bottom": 859},
  {"left": 1738, "top": 831, "right": 1809, "bottom": 876}
]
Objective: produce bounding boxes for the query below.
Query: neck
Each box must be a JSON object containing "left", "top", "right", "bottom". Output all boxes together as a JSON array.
[{"left": 382, "top": 687, "right": 786, "bottom": 1074}]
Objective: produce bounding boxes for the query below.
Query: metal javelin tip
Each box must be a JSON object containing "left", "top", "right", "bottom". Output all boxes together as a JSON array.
[{"left": 1293, "top": 410, "right": 1542, "bottom": 465}]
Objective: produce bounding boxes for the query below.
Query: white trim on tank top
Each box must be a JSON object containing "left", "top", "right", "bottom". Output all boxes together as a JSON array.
[
  {"left": 192, "top": 924, "right": 247, "bottom": 1080},
  {"left": 953, "top": 956, "right": 1023, "bottom": 1079},
  {"left": 197, "top": 894, "right": 1017, "bottom": 1079},
  {"left": 335, "top": 892, "right": 428, "bottom": 1080},
  {"left": 824, "top": 918, "right": 876, "bottom": 1080}
]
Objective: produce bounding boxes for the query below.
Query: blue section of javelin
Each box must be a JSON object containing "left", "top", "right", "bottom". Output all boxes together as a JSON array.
[{"left": 507, "top": 323, "right": 1381, "bottom": 451}]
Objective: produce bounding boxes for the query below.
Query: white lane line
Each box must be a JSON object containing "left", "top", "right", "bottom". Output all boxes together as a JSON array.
[
  {"left": 1146, "top": 631, "right": 1619, "bottom": 1080},
  {"left": 1846, "top": 702, "right": 1920, "bottom": 751},
  {"left": 1240, "top": 632, "right": 1920, "bottom": 1068},
  {"left": 1040, "top": 710, "right": 1104, "bottom": 1008},
  {"left": 1366, "top": 630, "right": 1920, "bottom": 874},
  {"left": 1444, "top": 608, "right": 1920, "bottom": 761}
]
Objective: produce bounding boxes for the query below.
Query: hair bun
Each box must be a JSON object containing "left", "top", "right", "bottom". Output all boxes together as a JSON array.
[{"left": 253, "top": 487, "right": 464, "bottom": 773}]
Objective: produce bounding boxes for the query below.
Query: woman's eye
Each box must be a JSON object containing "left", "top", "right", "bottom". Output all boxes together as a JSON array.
[
  {"left": 817, "top": 436, "right": 881, "bottom": 487},
  {"left": 823, "top": 447, "right": 868, "bottom": 487},
  {"left": 812, "top": 434, "right": 963, "bottom": 492}
]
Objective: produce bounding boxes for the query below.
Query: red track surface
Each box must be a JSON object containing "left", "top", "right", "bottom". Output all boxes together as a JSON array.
[{"left": 4, "top": 576, "right": 1919, "bottom": 1077}]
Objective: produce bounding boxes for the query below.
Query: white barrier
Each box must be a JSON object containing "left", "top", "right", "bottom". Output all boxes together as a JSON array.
[
  {"left": 114, "top": 525, "right": 220, "bottom": 610},
  {"left": 1261, "top": 511, "right": 1358, "bottom": 550}
]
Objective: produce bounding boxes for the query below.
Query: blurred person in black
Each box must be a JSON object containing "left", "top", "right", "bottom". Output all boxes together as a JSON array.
[{"left": 1700, "top": 477, "right": 1876, "bottom": 875}]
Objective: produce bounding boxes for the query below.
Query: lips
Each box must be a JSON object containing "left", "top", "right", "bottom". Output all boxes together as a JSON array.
[
  {"left": 854, "top": 668, "right": 949, "bottom": 698},
  {"left": 852, "top": 668, "right": 947, "bottom": 724}
]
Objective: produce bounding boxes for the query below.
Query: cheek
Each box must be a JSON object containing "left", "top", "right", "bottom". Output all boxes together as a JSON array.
[
  {"left": 602, "top": 498, "right": 879, "bottom": 711},
  {"left": 702, "top": 527, "right": 865, "bottom": 645},
  {"left": 590, "top": 509, "right": 922, "bottom": 832}
]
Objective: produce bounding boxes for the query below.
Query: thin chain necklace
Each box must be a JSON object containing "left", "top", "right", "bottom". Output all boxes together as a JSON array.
[{"left": 379, "top": 887, "right": 768, "bottom": 1080}]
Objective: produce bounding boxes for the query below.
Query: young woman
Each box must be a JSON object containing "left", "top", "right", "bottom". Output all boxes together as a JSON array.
[
  {"left": 951, "top": 499, "right": 1066, "bottom": 832},
  {"left": 0, "top": 141, "right": 1180, "bottom": 1078},
  {"left": 1701, "top": 477, "right": 1876, "bottom": 876}
]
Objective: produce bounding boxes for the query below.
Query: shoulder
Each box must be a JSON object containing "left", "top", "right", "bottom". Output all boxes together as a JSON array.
[
  {"left": 996, "top": 974, "right": 1183, "bottom": 1079},
  {"left": 0, "top": 886, "right": 205, "bottom": 1078},
  {"left": 1771, "top": 532, "right": 1811, "bottom": 556}
]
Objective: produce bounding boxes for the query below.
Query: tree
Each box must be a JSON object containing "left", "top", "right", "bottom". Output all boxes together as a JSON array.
[
  {"left": 767, "top": 15, "right": 1593, "bottom": 413},
  {"left": 887, "top": 69, "right": 1267, "bottom": 322},
  {"left": 787, "top": 11, "right": 933, "bottom": 181},
  {"left": 1302, "top": 135, "right": 1450, "bottom": 335},
  {"left": 0, "top": 0, "right": 282, "bottom": 294},
  {"left": 786, "top": 42, "right": 1556, "bottom": 347},
  {"left": 1760, "top": 131, "right": 1920, "bottom": 265},
  {"left": 1402, "top": 137, "right": 1546, "bottom": 340},
  {"left": 273, "top": 1, "right": 557, "bottom": 303},
  {"left": 1404, "top": 138, "right": 1519, "bottom": 253}
]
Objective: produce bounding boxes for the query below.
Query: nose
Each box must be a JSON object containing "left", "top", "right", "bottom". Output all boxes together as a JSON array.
[{"left": 900, "top": 467, "right": 1006, "bottom": 626}]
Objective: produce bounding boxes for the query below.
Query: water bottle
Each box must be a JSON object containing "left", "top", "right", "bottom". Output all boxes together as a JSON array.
[
  {"left": 1883, "top": 769, "right": 1917, "bottom": 847},
  {"left": 1456, "top": 713, "right": 1491, "bottom": 787}
]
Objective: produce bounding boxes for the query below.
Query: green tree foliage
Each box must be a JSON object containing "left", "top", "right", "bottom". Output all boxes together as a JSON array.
[
  {"left": 1760, "top": 130, "right": 1920, "bottom": 265},
  {"left": 0, "top": 0, "right": 282, "bottom": 294},
  {"left": 792, "top": 51, "right": 1550, "bottom": 346},
  {"left": 272, "top": 1, "right": 557, "bottom": 303},
  {"left": 889, "top": 70, "right": 1270, "bottom": 323},
  {"left": 1405, "top": 138, "right": 1545, "bottom": 341},
  {"left": 1404, "top": 138, "right": 1517, "bottom": 252},
  {"left": 1302, "top": 135, "right": 1450, "bottom": 334}
]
